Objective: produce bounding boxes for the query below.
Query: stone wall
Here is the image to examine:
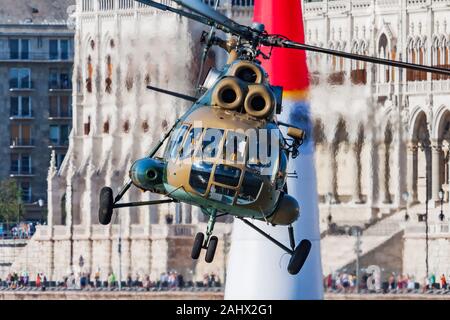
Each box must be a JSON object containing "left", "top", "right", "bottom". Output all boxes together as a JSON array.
[{"left": 5, "top": 223, "right": 231, "bottom": 283}]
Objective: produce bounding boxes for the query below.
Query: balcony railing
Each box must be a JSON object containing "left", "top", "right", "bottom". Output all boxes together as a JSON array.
[
  {"left": 49, "top": 139, "right": 69, "bottom": 147},
  {"left": 0, "top": 51, "right": 74, "bottom": 61},
  {"left": 10, "top": 110, "right": 34, "bottom": 119},
  {"left": 49, "top": 111, "right": 72, "bottom": 118},
  {"left": 9, "top": 81, "right": 34, "bottom": 91},
  {"left": 10, "top": 167, "right": 34, "bottom": 176},
  {"left": 10, "top": 138, "right": 35, "bottom": 147},
  {"left": 49, "top": 81, "right": 73, "bottom": 91}
]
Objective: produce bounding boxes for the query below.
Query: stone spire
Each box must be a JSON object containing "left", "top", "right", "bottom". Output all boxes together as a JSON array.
[{"left": 48, "top": 150, "right": 57, "bottom": 178}]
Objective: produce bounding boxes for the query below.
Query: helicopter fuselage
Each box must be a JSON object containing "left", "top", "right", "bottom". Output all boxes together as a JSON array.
[
  {"left": 130, "top": 104, "right": 293, "bottom": 223},
  {"left": 126, "top": 58, "right": 304, "bottom": 226}
]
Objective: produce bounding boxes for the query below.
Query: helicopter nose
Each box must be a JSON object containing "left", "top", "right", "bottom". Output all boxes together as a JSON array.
[{"left": 129, "top": 158, "right": 165, "bottom": 191}]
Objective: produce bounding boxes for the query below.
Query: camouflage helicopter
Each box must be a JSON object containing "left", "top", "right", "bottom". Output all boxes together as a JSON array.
[{"left": 98, "top": 0, "right": 450, "bottom": 275}]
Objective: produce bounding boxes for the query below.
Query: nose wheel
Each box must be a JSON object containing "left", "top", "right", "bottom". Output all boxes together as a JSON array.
[
  {"left": 191, "top": 233, "right": 219, "bottom": 263},
  {"left": 191, "top": 209, "right": 218, "bottom": 263},
  {"left": 191, "top": 232, "right": 204, "bottom": 259},
  {"left": 287, "top": 239, "right": 312, "bottom": 275}
]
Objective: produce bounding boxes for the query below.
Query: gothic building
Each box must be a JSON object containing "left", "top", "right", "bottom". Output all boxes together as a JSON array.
[
  {"left": 8, "top": 0, "right": 450, "bottom": 282},
  {"left": 304, "top": 0, "right": 450, "bottom": 278}
]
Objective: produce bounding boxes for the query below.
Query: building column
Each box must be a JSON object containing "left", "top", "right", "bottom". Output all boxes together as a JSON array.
[
  {"left": 443, "top": 143, "right": 450, "bottom": 202},
  {"left": 431, "top": 142, "right": 442, "bottom": 205},
  {"left": 378, "top": 143, "right": 389, "bottom": 204},
  {"left": 182, "top": 203, "right": 192, "bottom": 224},
  {"left": 326, "top": 142, "right": 339, "bottom": 203},
  {"left": 352, "top": 143, "right": 362, "bottom": 203},
  {"left": 407, "top": 142, "right": 419, "bottom": 203}
]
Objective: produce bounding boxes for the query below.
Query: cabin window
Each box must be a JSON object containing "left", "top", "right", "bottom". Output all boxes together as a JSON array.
[
  {"left": 214, "top": 164, "right": 241, "bottom": 187},
  {"left": 197, "top": 128, "right": 224, "bottom": 159},
  {"left": 189, "top": 161, "right": 213, "bottom": 194},
  {"left": 179, "top": 128, "right": 203, "bottom": 160},
  {"left": 223, "top": 131, "right": 247, "bottom": 164},
  {"left": 208, "top": 185, "right": 235, "bottom": 205},
  {"left": 237, "top": 171, "right": 263, "bottom": 205},
  {"left": 165, "top": 125, "right": 189, "bottom": 160}
]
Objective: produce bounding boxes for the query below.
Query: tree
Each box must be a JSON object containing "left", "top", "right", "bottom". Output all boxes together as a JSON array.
[{"left": 0, "top": 179, "right": 23, "bottom": 225}]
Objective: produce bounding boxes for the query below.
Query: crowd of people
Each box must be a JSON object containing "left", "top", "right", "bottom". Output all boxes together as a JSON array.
[
  {"left": 3, "top": 272, "right": 47, "bottom": 289},
  {"left": 0, "top": 270, "right": 221, "bottom": 291},
  {"left": 324, "top": 272, "right": 449, "bottom": 293},
  {"left": 0, "top": 222, "right": 40, "bottom": 239}
]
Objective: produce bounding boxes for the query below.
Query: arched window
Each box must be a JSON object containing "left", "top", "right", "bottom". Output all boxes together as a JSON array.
[
  {"left": 86, "top": 55, "right": 93, "bottom": 93},
  {"left": 390, "top": 46, "right": 397, "bottom": 82},
  {"left": 103, "top": 120, "right": 109, "bottom": 134},
  {"left": 123, "top": 120, "right": 130, "bottom": 133},
  {"left": 351, "top": 41, "right": 367, "bottom": 85},
  {"left": 105, "top": 55, "right": 112, "bottom": 93},
  {"left": 84, "top": 116, "right": 91, "bottom": 135},
  {"left": 407, "top": 39, "right": 416, "bottom": 81},
  {"left": 328, "top": 42, "right": 345, "bottom": 85},
  {"left": 142, "top": 121, "right": 149, "bottom": 133},
  {"left": 432, "top": 37, "right": 441, "bottom": 80},
  {"left": 378, "top": 34, "right": 389, "bottom": 83}
]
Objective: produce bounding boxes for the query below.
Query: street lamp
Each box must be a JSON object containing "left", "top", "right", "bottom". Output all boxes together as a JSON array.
[
  {"left": 351, "top": 226, "right": 363, "bottom": 294},
  {"left": 418, "top": 142, "right": 430, "bottom": 279},
  {"left": 402, "top": 192, "right": 410, "bottom": 221},
  {"left": 36, "top": 199, "right": 45, "bottom": 224},
  {"left": 439, "top": 188, "right": 445, "bottom": 222}
]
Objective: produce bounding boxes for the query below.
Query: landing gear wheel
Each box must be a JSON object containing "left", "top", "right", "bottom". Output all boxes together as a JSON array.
[
  {"left": 287, "top": 239, "right": 312, "bottom": 275},
  {"left": 99, "top": 187, "right": 114, "bottom": 225},
  {"left": 205, "top": 236, "right": 218, "bottom": 263},
  {"left": 191, "top": 232, "right": 204, "bottom": 260}
]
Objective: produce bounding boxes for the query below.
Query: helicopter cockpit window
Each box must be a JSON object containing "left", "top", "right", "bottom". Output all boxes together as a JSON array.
[
  {"left": 197, "top": 128, "right": 224, "bottom": 159},
  {"left": 237, "top": 171, "right": 263, "bottom": 205},
  {"left": 223, "top": 131, "right": 247, "bottom": 165},
  {"left": 179, "top": 128, "right": 203, "bottom": 160},
  {"left": 166, "top": 124, "right": 189, "bottom": 160},
  {"left": 214, "top": 164, "right": 241, "bottom": 187},
  {"left": 208, "top": 185, "right": 235, "bottom": 205},
  {"left": 189, "top": 161, "right": 213, "bottom": 194}
]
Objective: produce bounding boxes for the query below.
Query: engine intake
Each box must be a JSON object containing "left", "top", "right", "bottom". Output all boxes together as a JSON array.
[
  {"left": 211, "top": 76, "right": 245, "bottom": 110},
  {"left": 244, "top": 84, "right": 275, "bottom": 119},
  {"left": 228, "top": 61, "right": 264, "bottom": 84}
]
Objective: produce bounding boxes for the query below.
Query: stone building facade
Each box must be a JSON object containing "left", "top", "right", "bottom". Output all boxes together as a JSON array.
[
  {"left": 12, "top": 0, "right": 253, "bottom": 282},
  {"left": 303, "top": 0, "right": 450, "bottom": 279},
  {"left": 0, "top": 0, "right": 74, "bottom": 220},
  {"left": 8, "top": 0, "right": 450, "bottom": 283}
]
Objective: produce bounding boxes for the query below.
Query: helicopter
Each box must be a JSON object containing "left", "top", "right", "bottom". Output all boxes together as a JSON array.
[{"left": 98, "top": 0, "right": 450, "bottom": 275}]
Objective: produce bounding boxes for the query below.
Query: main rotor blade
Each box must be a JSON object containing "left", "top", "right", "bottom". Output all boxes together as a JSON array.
[
  {"left": 171, "top": 0, "right": 253, "bottom": 38},
  {"left": 277, "top": 39, "right": 450, "bottom": 76},
  {"left": 135, "top": 0, "right": 212, "bottom": 27},
  {"left": 147, "top": 85, "right": 197, "bottom": 102}
]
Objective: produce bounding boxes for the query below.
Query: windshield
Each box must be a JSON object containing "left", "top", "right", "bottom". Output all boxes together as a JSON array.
[
  {"left": 165, "top": 124, "right": 189, "bottom": 160},
  {"left": 214, "top": 164, "right": 241, "bottom": 187},
  {"left": 179, "top": 128, "right": 203, "bottom": 160},
  {"left": 189, "top": 161, "right": 213, "bottom": 194}
]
